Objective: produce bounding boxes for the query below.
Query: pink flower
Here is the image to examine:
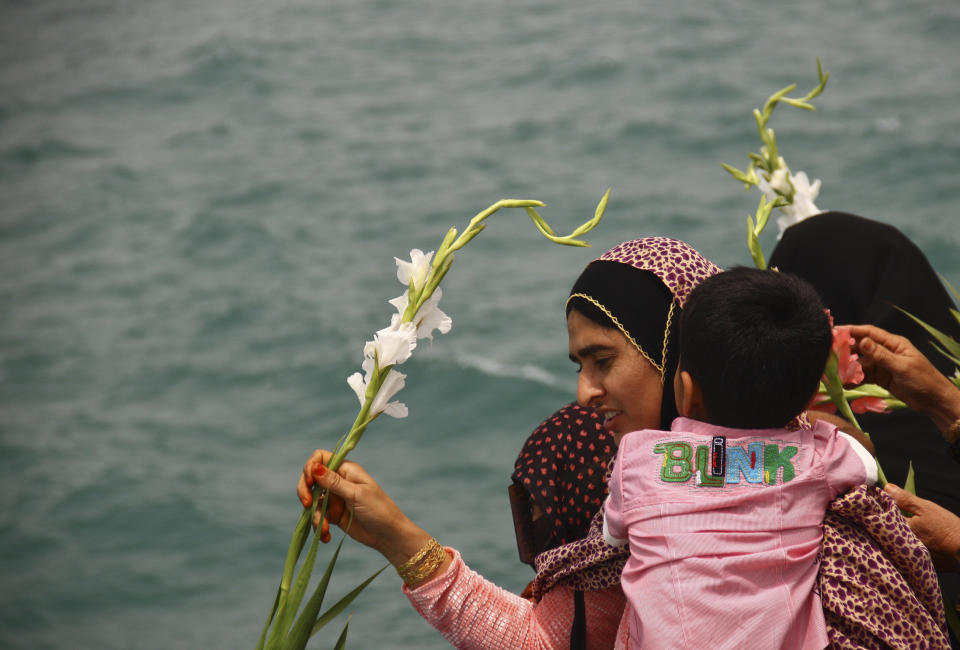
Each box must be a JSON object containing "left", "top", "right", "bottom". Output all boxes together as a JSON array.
[
  {"left": 850, "top": 397, "right": 889, "bottom": 414},
  {"left": 826, "top": 311, "right": 865, "bottom": 386}
]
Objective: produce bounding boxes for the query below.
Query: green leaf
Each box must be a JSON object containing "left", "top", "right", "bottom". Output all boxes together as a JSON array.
[
  {"left": 746, "top": 220, "right": 766, "bottom": 270},
  {"left": 282, "top": 535, "right": 347, "bottom": 650},
  {"left": 432, "top": 227, "right": 458, "bottom": 268},
  {"left": 524, "top": 207, "right": 555, "bottom": 236},
  {"left": 721, "top": 163, "right": 749, "bottom": 184},
  {"left": 875, "top": 460, "right": 888, "bottom": 487},
  {"left": 753, "top": 108, "right": 765, "bottom": 133},
  {"left": 895, "top": 306, "right": 960, "bottom": 362},
  {"left": 256, "top": 587, "right": 282, "bottom": 650},
  {"left": 582, "top": 188, "right": 611, "bottom": 235},
  {"left": 765, "top": 128, "right": 779, "bottom": 166},
  {"left": 762, "top": 83, "right": 799, "bottom": 118},
  {"left": 929, "top": 342, "right": 960, "bottom": 368},
  {"left": 310, "top": 565, "right": 389, "bottom": 637},
  {"left": 755, "top": 195, "right": 775, "bottom": 234},
  {"left": 940, "top": 274, "right": 960, "bottom": 303},
  {"left": 333, "top": 617, "right": 352, "bottom": 650},
  {"left": 263, "top": 507, "right": 315, "bottom": 649},
  {"left": 841, "top": 383, "right": 895, "bottom": 399},
  {"left": 276, "top": 528, "right": 324, "bottom": 642},
  {"left": 523, "top": 189, "right": 608, "bottom": 247},
  {"left": 498, "top": 199, "right": 546, "bottom": 209},
  {"left": 779, "top": 97, "right": 815, "bottom": 111},
  {"left": 903, "top": 461, "right": 916, "bottom": 495}
]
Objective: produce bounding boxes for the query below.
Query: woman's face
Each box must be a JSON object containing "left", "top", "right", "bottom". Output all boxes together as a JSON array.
[{"left": 567, "top": 309, "right": 663, "bottom": 443}]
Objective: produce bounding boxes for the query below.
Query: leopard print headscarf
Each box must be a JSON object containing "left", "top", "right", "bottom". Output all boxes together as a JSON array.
[{"left": 533, "top": 237, "right": 721, "bottom": 599}]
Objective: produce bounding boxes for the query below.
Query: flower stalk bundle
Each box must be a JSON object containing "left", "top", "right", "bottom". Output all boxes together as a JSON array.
[
  {"left": 257, "top": 192, "right": 610, "bottom": 650},
  {"left": 721, "top": 58, "right": 828, "bottom": 269}
]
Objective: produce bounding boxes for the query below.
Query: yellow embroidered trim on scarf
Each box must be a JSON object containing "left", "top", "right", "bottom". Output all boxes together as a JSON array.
[
  {"left": 660, "top": 300, "right": 676, "bottom": 381},
  {"left": 567, "top": 293, "right": 665, "bottom": 382}
]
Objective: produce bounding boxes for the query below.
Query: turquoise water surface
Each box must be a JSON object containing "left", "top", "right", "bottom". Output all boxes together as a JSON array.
[{"left": 2, "top": 1, "right": 958, "bottom": 648}]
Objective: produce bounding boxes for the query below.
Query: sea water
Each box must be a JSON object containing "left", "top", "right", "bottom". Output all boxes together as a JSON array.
[{"left": 1, "top": 0, "right": 958, "bottom": 647}]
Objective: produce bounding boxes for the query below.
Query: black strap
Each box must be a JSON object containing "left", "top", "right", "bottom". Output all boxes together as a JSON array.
[{"left": 570, "top": 589, "right": 586, "bottom": 650}]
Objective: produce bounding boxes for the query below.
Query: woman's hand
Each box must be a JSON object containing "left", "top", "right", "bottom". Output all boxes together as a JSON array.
[
  {"left": 848, "top": 324, "right": 960, "bottom": 437},
  {"left": 297, "top": 450, "right": 448, "bottom": 572},
  {"left": 884, "top": 483, "right": 960, "bottom": 572}
]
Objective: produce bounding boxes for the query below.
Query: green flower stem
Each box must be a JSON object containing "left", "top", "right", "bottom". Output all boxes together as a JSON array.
[
  {"left": 261, "top": 193, "right": 609, "bottom": 647},
  {"left": 814, "top": 382, "right": 907, "bottom": 410},
  {"left": 722, "top": 59, "right": 829, "bottom": 266},
  {"left": 260, "top": 503, "right": 322, "bottom": 650},
  {"left": 747, "top": 194, "right": 785, "bottom": 269},
  {"left": 822, "top": 353, "right": 888, "bottom": 485}
]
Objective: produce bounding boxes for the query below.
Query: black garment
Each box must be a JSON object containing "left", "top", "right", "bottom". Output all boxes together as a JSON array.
[
  {"left": 570, "top": 590, "right": 586, "bottom": 650},
  {"left": 769, "top": 211, "right": 960, "bottom": 515}
]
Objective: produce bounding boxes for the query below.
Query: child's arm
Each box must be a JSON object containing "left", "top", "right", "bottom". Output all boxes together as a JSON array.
[
  {"left": 806, "top": 410, "right": 875, "bottom": 455},
  {"left": 816, "top": 423, "right": 878, "bottom": 496},
  {"left": 602, "top": 446, "right": 629, "bottom": 548}
]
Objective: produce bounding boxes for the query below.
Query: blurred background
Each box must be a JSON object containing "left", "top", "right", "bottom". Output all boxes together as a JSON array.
[{"left": 1, "top": 0, "right": 958, "bottom": 647}]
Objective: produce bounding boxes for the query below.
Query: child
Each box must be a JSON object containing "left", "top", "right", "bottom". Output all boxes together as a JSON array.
[{"left": 603, "top": 266, "right": 878, "bottom": 649}]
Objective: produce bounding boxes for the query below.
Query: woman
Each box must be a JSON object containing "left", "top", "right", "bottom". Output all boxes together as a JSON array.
[
  {"left": 769, "top": 211, "right": 960, "bottom": 514},
  {"left": 299, "top": 237, "right": 721, "bottom": 649},
  {"left": 769, "top": 212, "right": 960, "bottom": 647}
]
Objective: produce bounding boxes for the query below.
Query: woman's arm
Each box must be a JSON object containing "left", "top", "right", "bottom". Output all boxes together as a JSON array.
[
  {"left": 297, "top": 450, "right": 625, "bottom": 649},
  {"left": 405, "top": 548, "right": 625, "bottom": 649}
]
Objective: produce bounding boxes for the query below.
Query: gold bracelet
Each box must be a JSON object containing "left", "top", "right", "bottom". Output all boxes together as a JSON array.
[{"left": 396, "top": 537, "right": 446, "bottom": 586}]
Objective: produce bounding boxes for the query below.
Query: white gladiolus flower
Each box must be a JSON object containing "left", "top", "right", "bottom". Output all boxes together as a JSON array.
[
  {"left": 767, "top": 167, "right": 792, "bottom": 195},
  {"left": 757, "top": 166, "right": 822, "bottom": 240},
  {"left": 388, "top": 288, "right": 453, "bottom": 341},
  {"left": 395, "top": 249, "right": 433, "bottom": 289},
  {"left": 371, "top": 369, "right": 408, "bottom": 418},
  {"left": 363, "top": 321, "right": 417, "bottom": 367},
  {"left": 775, "top": 171, "right": 822, "bottom": 239},
  {"left": 347, "top": 359, "right": 408, "bottom": 418}
]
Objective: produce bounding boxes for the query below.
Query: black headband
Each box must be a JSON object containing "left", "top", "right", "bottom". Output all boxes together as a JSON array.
[{"left": 567, "top": 260, "right": 680, "bottom": 430}]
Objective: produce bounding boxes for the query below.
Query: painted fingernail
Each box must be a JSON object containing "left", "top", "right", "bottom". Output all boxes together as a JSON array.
[{"left": 313, "top": 465, "right": 326, "bottom": 478}]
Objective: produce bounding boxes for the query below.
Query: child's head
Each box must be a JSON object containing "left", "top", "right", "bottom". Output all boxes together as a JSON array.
[{"left": 676, "top": 266, "right": 831, "bottom": 429}]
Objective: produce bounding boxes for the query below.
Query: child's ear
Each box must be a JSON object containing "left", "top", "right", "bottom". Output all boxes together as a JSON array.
[{"left": 676, "top": 371, "right": 708, "bottom": 420}]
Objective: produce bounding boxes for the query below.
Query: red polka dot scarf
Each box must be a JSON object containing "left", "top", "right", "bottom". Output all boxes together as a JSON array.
[{"left": 511, "top": 402, "right": 615, "bottom": 557}]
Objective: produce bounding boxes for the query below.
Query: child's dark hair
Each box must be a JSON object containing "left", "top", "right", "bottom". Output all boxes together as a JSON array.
[{"left": 678, "top": 266, "right": 832, "bottom": 428}]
